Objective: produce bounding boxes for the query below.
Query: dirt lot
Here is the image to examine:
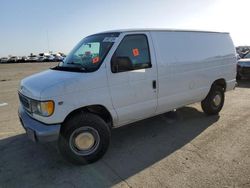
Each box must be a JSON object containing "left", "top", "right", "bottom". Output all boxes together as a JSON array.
[{"left": 0, "top": 63, "right": 250, "bottom": 188}]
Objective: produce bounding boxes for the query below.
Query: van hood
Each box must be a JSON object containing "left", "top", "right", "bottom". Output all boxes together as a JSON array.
[{"left": 19, "top": 69, "right": 81, "bottom": 99}]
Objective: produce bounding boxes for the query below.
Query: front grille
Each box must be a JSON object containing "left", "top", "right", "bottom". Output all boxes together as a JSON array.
[{"left": 19, "top": 93, "right": 31, "bottom": 112}]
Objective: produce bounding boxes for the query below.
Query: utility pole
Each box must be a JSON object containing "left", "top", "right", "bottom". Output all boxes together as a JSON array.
[{"left": 46, "top": 30, "right": 50, "bottom": 53}]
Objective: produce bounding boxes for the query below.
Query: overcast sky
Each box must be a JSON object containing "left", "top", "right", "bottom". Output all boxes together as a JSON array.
[{"left": 0, "top": 0, "right": 248, "bottom": 56}]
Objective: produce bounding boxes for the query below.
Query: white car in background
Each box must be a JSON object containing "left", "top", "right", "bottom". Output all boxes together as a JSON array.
[
  {"left": 27, "top": 55, "right": 39, "bottom": 62},
  {"left": 7, "top": 56, "right": 18, "bottom": 63},
  {"left": 44, "top": 55, "right": 55, "bottom": 62},
  {"left": 0, "top": 57, "right": 9, "bottom": 63},
  {"left": 53, "top": 54, "right": 64, "bottom": 62}
]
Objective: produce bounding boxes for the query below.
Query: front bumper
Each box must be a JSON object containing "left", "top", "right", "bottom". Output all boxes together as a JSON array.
[{"left": 18, "top": 105, "right": 61, "bottom": 142}]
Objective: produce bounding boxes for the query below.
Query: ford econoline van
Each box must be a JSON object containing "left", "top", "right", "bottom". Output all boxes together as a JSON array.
[{"left": 18, "top": 29, "right": 237, "bottom": 164}]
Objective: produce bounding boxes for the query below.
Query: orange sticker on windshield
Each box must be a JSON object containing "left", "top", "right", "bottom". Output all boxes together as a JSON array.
[
  {"left": 92, "top": 57, "right": 100, "bottom": 64},
  {"left": 132, "top": 48, "right": 139, "bottom": 56}
]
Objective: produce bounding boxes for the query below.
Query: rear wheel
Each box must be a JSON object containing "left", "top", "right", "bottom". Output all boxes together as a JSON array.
[
  {"left": 58, "top": 112, "right": 111, "bottom": 165},
  {"left": 201, "top": 85, "right": 225, "bottom": 115}
]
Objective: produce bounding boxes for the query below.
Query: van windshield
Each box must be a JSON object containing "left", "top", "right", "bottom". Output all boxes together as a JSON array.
[{"left": 55, "top": 33, "right": 120, "bottom": 72}]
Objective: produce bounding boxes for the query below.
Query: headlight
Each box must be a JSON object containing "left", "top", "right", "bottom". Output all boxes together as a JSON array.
[{"left": 30, "top": 100, "right": 54, "bottom": 117}]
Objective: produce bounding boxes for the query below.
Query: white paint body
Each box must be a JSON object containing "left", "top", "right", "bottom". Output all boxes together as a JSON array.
[{"left": 19, "top": 29, "right": 237, "bottom": 127}]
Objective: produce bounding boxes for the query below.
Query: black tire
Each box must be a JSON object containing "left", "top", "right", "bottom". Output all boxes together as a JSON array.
[
  {"left": 201, "top": 85, "right": 225, "bottom": 115},
  {"left": 58, "top": 112, "right": 111, "bottom": 165}
]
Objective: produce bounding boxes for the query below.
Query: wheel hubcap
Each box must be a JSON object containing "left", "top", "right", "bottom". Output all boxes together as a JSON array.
[
  {"left": 74, "top": 132, "right": 95, "bottom": 150},
  {"left": 213, "top": 94, "right": 221, "bottom": 106},
  {"left": 69, "top": 126, "right": 100, "bottom": 156}
]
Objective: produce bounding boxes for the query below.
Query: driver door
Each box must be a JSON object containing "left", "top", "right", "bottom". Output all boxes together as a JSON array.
[{"left": 106, "top": 32, "right": 158, "bottom": 126}]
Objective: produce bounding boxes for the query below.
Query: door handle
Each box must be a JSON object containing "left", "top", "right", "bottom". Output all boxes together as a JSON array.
[{"left": 152, "top": 80, "right": 156, "bottom": 89}]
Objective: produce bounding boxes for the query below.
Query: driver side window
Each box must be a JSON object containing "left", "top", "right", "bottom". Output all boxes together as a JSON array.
[{"left": 111, "top": 34, "right": 151, "bottom": 73}]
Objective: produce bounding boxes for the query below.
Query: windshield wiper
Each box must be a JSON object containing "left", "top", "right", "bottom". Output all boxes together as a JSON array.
[
  {"left": 66, "top": 62, "right": 87, "bottom": 71},
  {"left": 51, "top": 62, "right": 88, "bottom": 72}
]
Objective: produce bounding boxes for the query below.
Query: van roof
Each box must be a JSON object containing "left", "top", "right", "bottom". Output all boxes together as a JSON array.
[{"left": 97, "top": 28, "right": 229, "bottom": 34}]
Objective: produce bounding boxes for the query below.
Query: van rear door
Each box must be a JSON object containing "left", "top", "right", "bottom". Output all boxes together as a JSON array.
[{"left": 106, "top": 32, "right": 158, "bottom": 126}]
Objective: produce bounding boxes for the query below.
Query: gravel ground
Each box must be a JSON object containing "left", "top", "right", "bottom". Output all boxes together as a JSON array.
[{"left": 0, "top": 63, "right": 250, "bottom": 188}]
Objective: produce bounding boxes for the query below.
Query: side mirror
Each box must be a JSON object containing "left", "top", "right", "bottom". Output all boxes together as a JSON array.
[{"left": 111, "top": 56, "right": 133, "bottom": 73}]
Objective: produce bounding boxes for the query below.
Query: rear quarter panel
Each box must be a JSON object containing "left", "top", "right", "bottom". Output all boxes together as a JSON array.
[{"left": 150, "top": 31, "right": 236, "bottom": 113}]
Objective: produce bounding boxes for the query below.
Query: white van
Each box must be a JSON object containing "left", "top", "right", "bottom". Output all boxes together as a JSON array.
[{"left": 18, "top": 29, "right": 237, "bottom": 164}]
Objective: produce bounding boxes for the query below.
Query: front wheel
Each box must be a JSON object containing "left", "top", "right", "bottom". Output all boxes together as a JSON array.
[
  {"left": 201, "top": 85, "right": 225, "bottom": 115},
  {"left": 58, "top": 112, "right": 111, "bottom": 165}
]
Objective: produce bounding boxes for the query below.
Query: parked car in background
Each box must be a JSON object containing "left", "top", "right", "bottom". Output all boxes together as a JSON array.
[
  {"left": 1, "top": 52, "right": 66, "bottom": 63},
  {"left": 37, "top": 53, "right": 49, "bottom": 62},
  {"left": 16, "top": 56, "right": 27, "bottom": 63},
  {"left": 37, "top": 56, "right": 46, "bottom": 62},
  {"left": 53, "top": 54, "right": 64, "bottom": 62},
  {"left": 44, "top": 55, "right": 55, "bottom": 62},
  {"left": 27, "top": 55, "right": 39, "bottom": 62},
  {"left": 32, "top": 53, "right": 63, "bottom": 62},
  {"left": 237, "top": 52, "right": 250, "bottom": 80},
  {"left": 59, "top": 53, "right": 66, "bottom": 58},
  {"left": 8, "top": 56, "right": 18, "bottom": 63},
  {"left": 21, "top": 56, "right": 28, "bottom": 62},
  {"left": 17, "top": 57, "right": 22, "bottom": 63},
  {"left": 0, "top": 57, "right": 9, "bottom": 63}
]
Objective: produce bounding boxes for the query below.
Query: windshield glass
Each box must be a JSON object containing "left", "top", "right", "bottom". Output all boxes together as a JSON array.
[
  {"left": 57, "top": 32, "right": 120, "bottom": 72},
  {"left": 244, "top": 53, "right": 250, "bottom": 59}
]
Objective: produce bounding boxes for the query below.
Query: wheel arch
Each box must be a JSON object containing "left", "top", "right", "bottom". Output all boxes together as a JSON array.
[
  {"left": 211, "top": 78, "right": 227, "bottom": 91},
  {"left": 63, "top": 105, "right": 113, "bottom": 129}
]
